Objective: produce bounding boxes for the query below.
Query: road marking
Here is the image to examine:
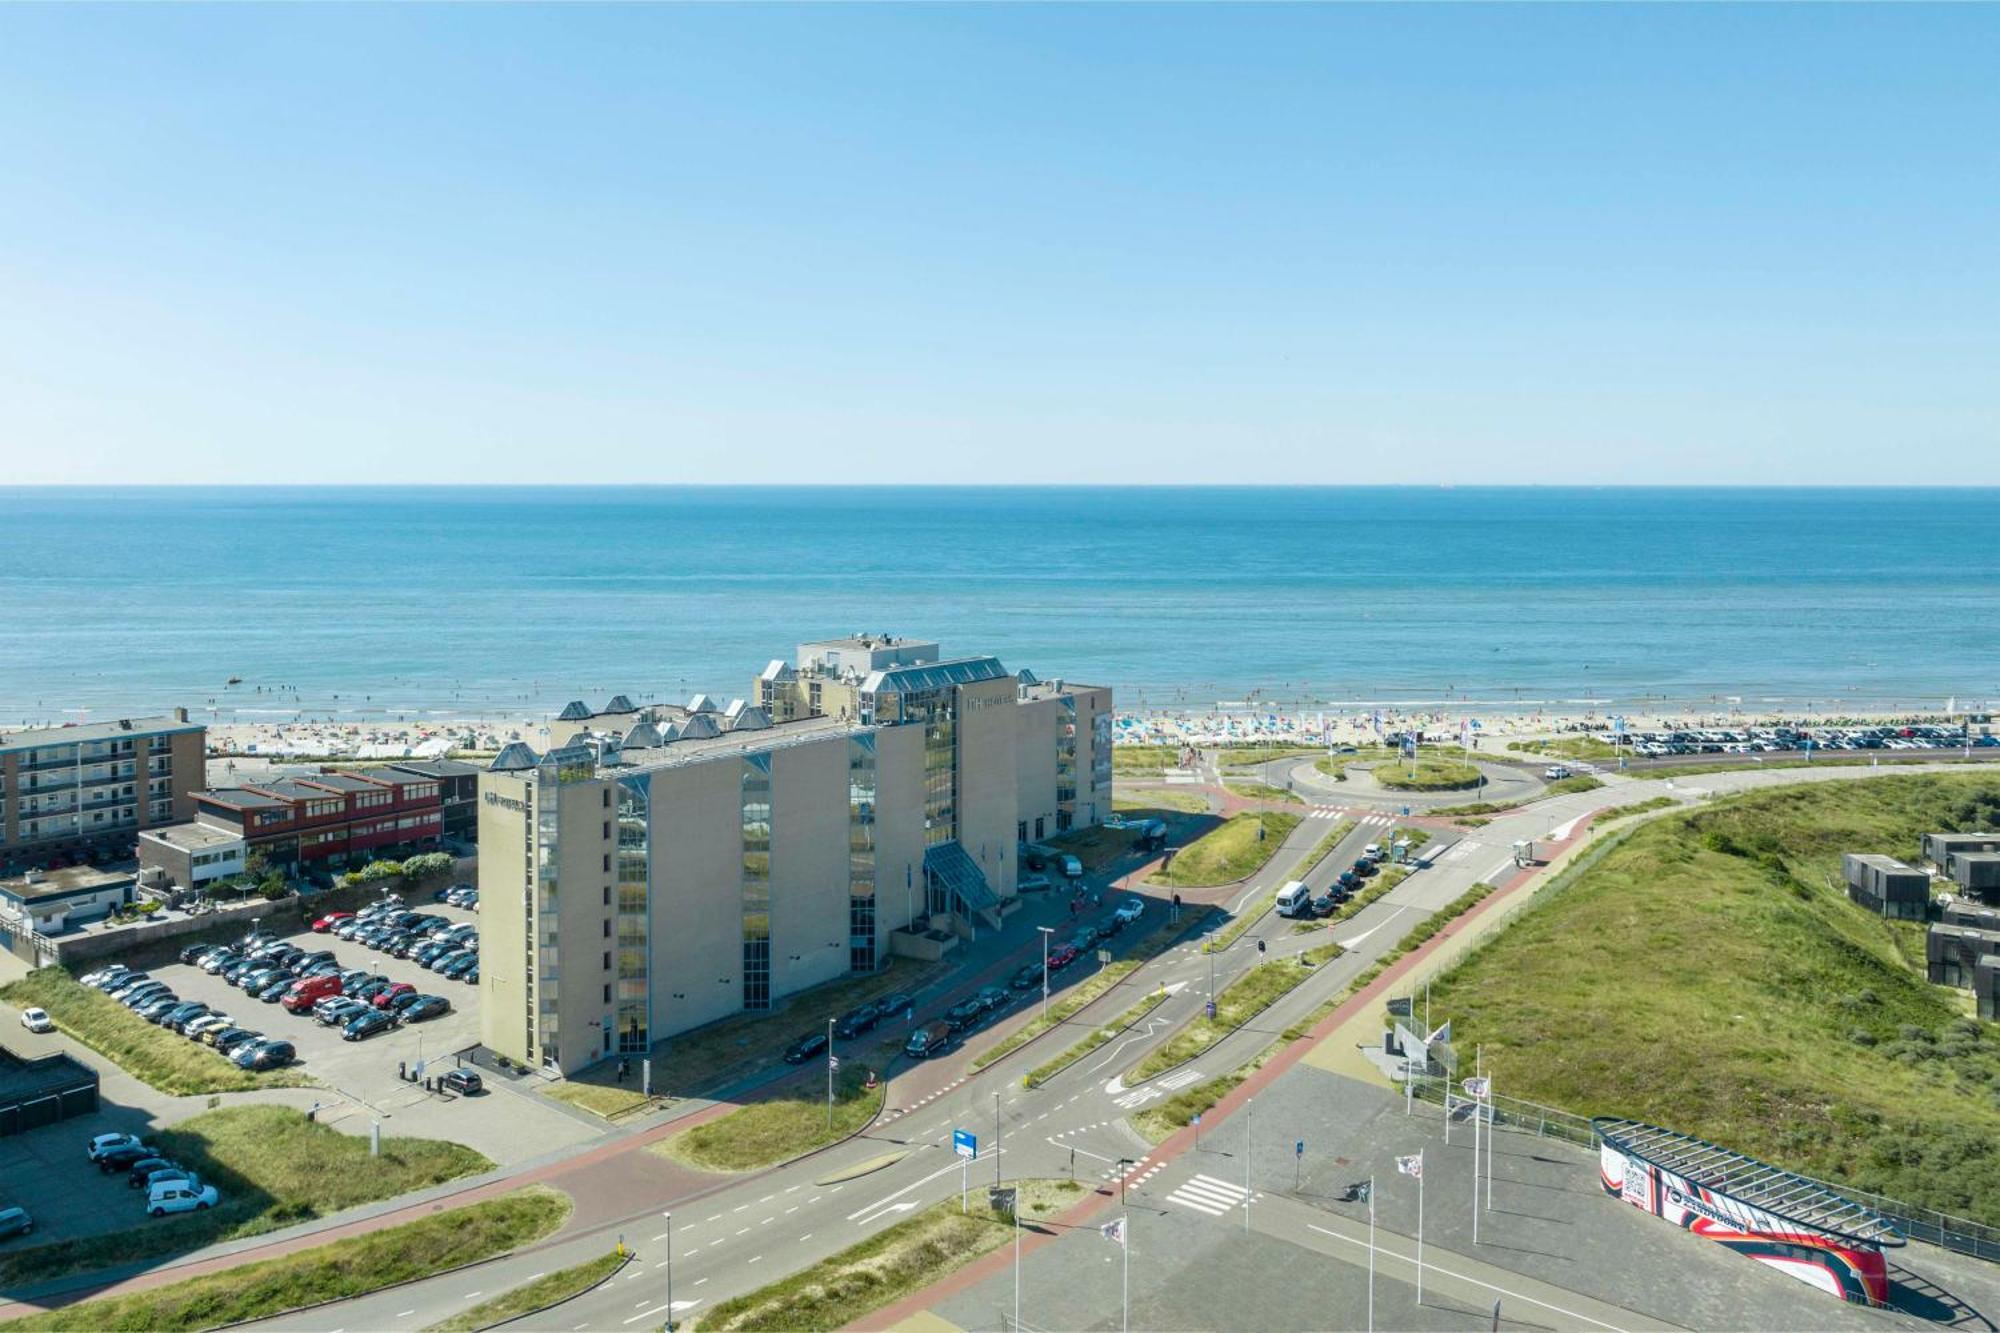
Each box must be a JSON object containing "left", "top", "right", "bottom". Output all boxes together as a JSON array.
[
  {"left": 395, "top": 1314, "right": 415, "bottom": 1321},
  {"left": 759, "top": 1194, "right": 775, "bottom": 1203},
  {"left": 784, "top": 1206, "right": 798, "bottom": 1214},
  {"left": 799, "top": 1233, "right": 812, "bottom": 1241},
  {"left": 733, "top": 1204, "right": 748, "bottom": 1212},
  {"left": 759, "top": 1216, "right": 773, "bottom": 1225},
  {"left": 651, "top": 1231, "right": 670, "bottom": 1241},
  {"left": 1157, "top": 1067, "right": 1203, "bottom": 1091},
  {"left": 623, "top": 1299, "right": 702, "bottom": 1325},
  {"left": 526, "top": 1272, "right": 544, "bottom": 1282},
  {"left": 855, "top": 1199, "right": 920, "bottom": 1226},
  {"left": 1303, "top": 1224, "right": 1624, "bottom": 1330},
  {"left": 462, "top": 1291, "right": 482, "bottom": 1300},
  {"left": 694, "top": 1277, "right": 709, "bottom": 1286},
  {"left": 846, "top": 1147, "right": 1004, "bottom": 1221},
  {"left": 735, "top": 1227, "right": 749, "bottom": 1236},
  {"left": 1167, "top": 1174, "right": 1250, "bottom": 1217},
  {"left": 748, "top": 1254, "right": 763, "bottom": 1264},
  {"left": 705, "top": 1213, "right": 722, "bottom": 1222},
  {"left": 785, "top": 1185, "right": 800, "bottom": 1193}
]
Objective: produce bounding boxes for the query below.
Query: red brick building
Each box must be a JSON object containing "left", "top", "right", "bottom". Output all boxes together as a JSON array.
[{"left": 190, "top": 767, "right": 442, "bottom": 866}]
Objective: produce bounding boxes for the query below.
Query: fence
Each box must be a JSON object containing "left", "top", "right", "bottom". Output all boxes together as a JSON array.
[{"left": 1405, "top": 1073, "right": 2000, "bottom": 1265}]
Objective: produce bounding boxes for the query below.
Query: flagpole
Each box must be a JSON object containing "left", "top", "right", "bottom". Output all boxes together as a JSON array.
[
  {"left": 1013, "top": 1199, "right": 1020, "bottom": 1333},
  {"left": 1471, "top": 1092, "right": 1479, "bottom": 1246},
  {"left": 1366, "top": 1174, "right": 1375, "bottom": 1333},
  {"left": 1416, "top": 1155, "right": 1425, "bottom": 1304},
  {"left": 1122, "top": 1212, "right": 1130, "bottom": 1333},
  {"left": 1486, "top": 1077, "right": 1495, "bottom": 1212}
]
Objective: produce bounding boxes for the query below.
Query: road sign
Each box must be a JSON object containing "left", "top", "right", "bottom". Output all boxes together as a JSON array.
[
  {"left": 1295, "top": 1139, "right": 1304, "bottom": 1157},
  {"left": 1386, "top": 996, "right": 1414, "bottom": 1018},
  {"left": 1097, "top": 948, "right": 1113, "bottom": 964},
  {"left": 954, "top": 1128, "right": 977, "bottom": 1159},
  {"left": 989, "top": 1185, "right": 1017, "bottom": 1214}
]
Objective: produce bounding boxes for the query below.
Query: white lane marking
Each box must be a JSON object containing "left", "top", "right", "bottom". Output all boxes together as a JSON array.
[
  {"left": 623, "top": 1299, "right": 702, "bottom": 1325},
  {"left": 799, "top": 1233, "right": 812, "bottom": 1241},
  {"left": 733, "top": 1204, "right": 748, "bottom": 1212},
  {"left": 784, "top": 1206, "right": 798, "bottom": 1214},
  {"left": 735, "top": 1227, "right": 749, "bottom": 1236},
  {"left": 1167, "top": 1174, "right": 1250, "bottom": 1217},
  {"left": 706, "top": 1213, "right": 722, "bottom": 1222},
  {"left": 1550, "top": 814, "right": 1585, "bottom": 841},
  {"left": 651, "top": 1231, "right": 670, "bottom": 1241},
  {"left": 748, "top": 1254, "right": 763, "bottom": 1264},
  {"left": 845, "top": 1147, "right": 1004, "bottom": 1221},
  {"left": 759, "top": 1194, "right": 775, "bottom": 1203},
  {"left": 395, "top": 1314, "right": 415, "bottom": 1321},
  {"left": 526, "top": 1272, "right": 544, "bottom": 1282},
  {"left": 694, "top": 1277, "right": 709, "bottom": 1286},
  {"left": 784, "top": 1185, "right": 800, "bottom": 1194},
  {"left": 1304, "top": 1224, "right": 1623, "bottom": 1330},
  {"left": 1158, "top": 1067, "right": 1203, "bottom": 1091},
  {"left": 462, "top": 1291, "right": 482, "bottom": 1300},
  {"left": 855, "top": 1200, "right": 919, "bottom": 1226}
]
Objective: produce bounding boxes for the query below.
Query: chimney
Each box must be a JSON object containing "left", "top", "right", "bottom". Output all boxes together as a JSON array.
[{"left": 174, "top": 707, "right": 189, "bottom": 723}]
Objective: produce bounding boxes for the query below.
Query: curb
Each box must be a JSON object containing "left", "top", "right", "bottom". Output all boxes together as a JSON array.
[{"left": 478, "top": 1251, "right": 631, "bottom": 1331}]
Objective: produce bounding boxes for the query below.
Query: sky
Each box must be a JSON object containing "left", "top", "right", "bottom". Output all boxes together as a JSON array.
[{"left": 0, "top": 5, "right": 1995, "bottom": 486}]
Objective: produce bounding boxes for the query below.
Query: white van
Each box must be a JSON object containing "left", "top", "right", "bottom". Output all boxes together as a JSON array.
[
  {"left": 147, "top": 1179, "right": 219, "bottom": 1217},
  {"left": 1275, "top": 880, "right": 1312, "bottom": 919}
]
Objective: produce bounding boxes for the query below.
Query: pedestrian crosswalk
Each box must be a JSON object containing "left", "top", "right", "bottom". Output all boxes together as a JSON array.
[
  {"left": 1436, "top": 838, "right": 1482, "bottom": 862},
  {"left": 1166, "top": 1173, "right": 1252, "bottom": 1217},
  {"left": 1306, "top": 807, "right": 1397, "bottom": 826}
]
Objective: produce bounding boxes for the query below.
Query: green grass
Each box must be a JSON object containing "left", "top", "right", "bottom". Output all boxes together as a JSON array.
[
  {"left": 1200, "top": 820, "right": 1357, "bottom": 957},
  {"left": 1643, "top": 754, "right": 2000, "bottom": 780},
  {"left": 692, "top": 1180, "right": 1083, "bottom": 1332},
  {"left": 1544, "top": 775, "right": 1606, "bottom": 796},
  {"left": 1214, "top": 744, "right": 1326, "bottom": 768},
  {"left": 1112, "top": 744, "right": 1190, "bottom": 773},
  {"left": 1114, "top": 789, "right": 1209, "bottom": 814},
  {"left": 0, "top": 968, "right": 312, "bottom": 1096},
  {"left": 1023, "top": 990, "right": 1170, "bottom": 1087},
  {"left": 3, "top": 1188, "right": 569, "bottom": 1332},
  {"left": 1600, "top": 795, "right": 1679, "bottom": 821},
  {"left": 1392, "top": 826, "right": 1431, "bottom": 850},
  {"left": 1047, "top": 822, "right": 1142, "bottom": 872},
  {"left": 0, "top": 1104, "right": 492, "bottom": 1288},
  {"left": 425, "top": 1251, "right": 625, "bottom": 1332},
  {"left": 1427, "top": 772, "right": 2000, "bottom": 1225},
  {"left": 968, "top": 961, "right": 1138, "bottom": 1071},
  {"left": 1148, "top": 811, "right": 1302, "bottom": 887},
  {"left": 653, "top": 1066, "right": 885, "bottom": 1173},
  {"left": 1371, "top": 758, "right": 1483, "bottom": 791},
  {"left": 1312, "top": 746, "right": 1401, "bottom": 780},
  {"left": 546, "top": 1078, "right": 659, "bottom": 1120},
  {"left": 1131, "top": 940, "right": 1340, "bottom": 1082},
  {"left": 1222, "top": 780, "right": 1302, "bottom": 805}
]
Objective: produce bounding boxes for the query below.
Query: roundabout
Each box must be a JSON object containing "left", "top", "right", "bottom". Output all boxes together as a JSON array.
[{"left": 1235, "top": 751, "right": 1551, "bottom": 810}]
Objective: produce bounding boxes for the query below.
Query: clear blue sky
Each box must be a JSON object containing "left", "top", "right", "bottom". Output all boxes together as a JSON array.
[{"left": 2, "top": 5, "right": 1994, "bottom": 484}]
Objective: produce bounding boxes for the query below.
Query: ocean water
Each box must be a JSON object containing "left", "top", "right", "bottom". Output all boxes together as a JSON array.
[{"left": 1, "top": 486, "right": 1997, "bottom": 724}]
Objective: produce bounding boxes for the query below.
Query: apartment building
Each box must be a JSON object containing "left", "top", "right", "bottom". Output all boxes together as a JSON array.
[
  {"left": 185, "top": 768, "right": 443, "bottom": 867},
  {"left": 0, "top": 711, "right": 206, "bottom": 874},
  {"left": 481, "top": 637, "right": 1112, "bottom": 1074}
]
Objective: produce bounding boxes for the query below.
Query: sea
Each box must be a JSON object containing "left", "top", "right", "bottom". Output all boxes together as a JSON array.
[{"left": 2, "top": 486, "right": 1997, "bottom": 726}]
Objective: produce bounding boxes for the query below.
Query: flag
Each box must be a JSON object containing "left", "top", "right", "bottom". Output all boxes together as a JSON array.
[
  {"left": 1352, "top": 1180, "right": 1372, "bottom": 1204},
  {"left": 1396, "top": 1154, "right": 1423, "bottom": 1179},
  {"left": 828, "top": 1054, "right": 840, "bottom": 1071},
  {"left": 1100, "top": 1216, "right": 1126, "bottom": 1247},
  {"left": 1461, "top": 1076, "right": 1490, "bottom": 1099}
]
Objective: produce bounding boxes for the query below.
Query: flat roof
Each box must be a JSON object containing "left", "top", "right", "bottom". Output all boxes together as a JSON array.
[
  {"left": 1847, "top": 853, "right": 1921, "bottom": 872},
  {"left": 0, "top": 865, "right": 134, "bottom": 903},
  {"left": 299, "top": 773, "right": 390, "bottom": 793},
  {"left": 384, "top": 759, "right": 481, "bottom": 780},
  {"left": 0, "top": 713, "right": 203, "bottom": 752},
  {"left": 0, "top": 1046, "right": 97, "bottom": 1102},
  {"left": 140, "top": 822, "right": 245, "bottom": 852},
  {"left": 197, "top": 787, "right": 287, "bottom": 811},
  {"left": 615, "top": 715, "right": 863, "bottom": 773},
  {"left": 251, "top": 780, "right": 341, "bottom": 802}
]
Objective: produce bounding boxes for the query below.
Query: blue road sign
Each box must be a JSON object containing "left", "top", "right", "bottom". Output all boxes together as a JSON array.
[
  {"left": 1295, "top": 1140, "right": 1305, "bottom": 1157},
  {"left": 954, "top": 1128, "right": 977, "bottom": 1159}
]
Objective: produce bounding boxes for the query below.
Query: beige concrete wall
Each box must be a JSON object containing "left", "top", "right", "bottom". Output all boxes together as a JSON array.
[
  {"left": 1072, "top": 685, "right": 1114, "bottom": 829},
  {"left": 549, "top": 777, "right": 615, "bottom": 1071},
  {"left": 956, "top": 676, "right": 1020, "bottom": 897},
  {"left": 1014, "top": 697, "right": 1062, "bottom": 843},
  {"left": 769, "top": 738, "right": 849, "bottom": 1000},
  {"left": 874, "top": 724, "right": 926, "bottom": 931},
  {"left": 648, "top": 759, "right": 748, "bottom": 1040},
  {"left": 477, "top": 771, "right": 535, "bottom": 1067}
]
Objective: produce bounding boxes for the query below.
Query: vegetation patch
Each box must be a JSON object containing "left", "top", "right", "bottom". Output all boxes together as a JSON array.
[
  {"left": 3, "top": 1188, "right": 569, "bottom": 1332},
  {"left": 0, "top": 968, "right": 312, "bottom": 1096},
  {"left": 1112, "top": 744, "right": 1191, "bottom": 774},
  {"left": 1131, "top": 941, "right": 1340, "bottom": 1082},
  {"left": 652, "top": 1065, "right": 885, "bottom": 1173},
  {"left": 0, "top": 1104, "right": 492, "bottom": 1288},
  {"left": 1426, "top": 773, "right": 2000, "bottom": 1225},
  {"left": 969, "top": 961, "right": 1137, "bottom": 1071},
  {"left": 425, "top": 1251, "right": 625, "bottom": 1332},
  {"left": 1312, "top": 746, "right": 1401, "bottom": 781},
  {"left": 1214, "top": 745, "right": 1326, "bottom": 768},
  {"left": 1113, "top": 790, "right": 1209, "bottom": 814},
  {"left": 1222, "top": 781, "right": 1302, "bottom": 805},
  {"left": 1148, "top": 812, "right": 1302, "bottom": 888},
  {"left": 1512, "top": 737, "right": 1625, "bottom": 761},
  {"left": 1130, "top": 1041, "right": 1283, "bottom": 1143},
  {"left": 1371, "top": 758, "right": 1483, "bottom": 791},
  {"left": 1023, "top": 990, "right": 1170, "bottom": 1087},
  {"left": 1600, "top": 795, "right": 1679, "bottom": 821},
  {"left": 692, "top": 1180, "right": 1083, "bottom": 1332},
  {"left": 546, "top": 1077, "right": 659, "bottom": 1120},
  {"left": 1048, "top": 822, "right": 1142, "bottom": 872}
]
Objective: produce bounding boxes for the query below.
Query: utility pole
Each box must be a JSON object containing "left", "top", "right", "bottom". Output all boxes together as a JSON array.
[
  {"left": 1038, "top": 925, "right": 1054, "bottom": 1022},
  {"left": 1244, "top": 1097, "right": 1253, "bottom": 1234},
  {"left": 662, "top": 1210, "right": 674, "bottom": 1331},
  {"left": 826, "top": 1016, "right": 835, "bottom": 1130},
  {"left": 994, "top": 1090, "right": 1002, "bottom": 1186}
]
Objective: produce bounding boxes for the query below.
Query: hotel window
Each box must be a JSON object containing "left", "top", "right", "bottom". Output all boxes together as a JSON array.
[
  {"left": 615, "top": 776, "right": 651, "bottom": 1053},
  {"left": 848, "top": 735, "right": 877, "bottom": 972}
]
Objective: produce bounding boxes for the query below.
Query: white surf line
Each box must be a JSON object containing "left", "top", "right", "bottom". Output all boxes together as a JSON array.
[
  {"left": 1305, "top": 1224, "right": 1625, "bottom": 1331},
  {"left": 845, "top": 1147, "right": 1005, "bottom": 1222}
]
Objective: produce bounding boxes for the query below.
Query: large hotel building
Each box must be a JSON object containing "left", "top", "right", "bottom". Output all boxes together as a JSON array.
[{"left": 479, "top": 636, "right": 1111, "bottom": 1074}]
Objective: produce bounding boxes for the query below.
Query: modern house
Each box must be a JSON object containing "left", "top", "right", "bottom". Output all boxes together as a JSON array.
[{"left": 1842, "top": 854, "right": 1929, "bottom": 920}]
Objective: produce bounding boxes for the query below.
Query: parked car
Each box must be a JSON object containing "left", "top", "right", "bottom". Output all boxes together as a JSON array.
[
  {"left": 343, "top": 1009, "right": 397, "bottom": 1041},
  {"left": 782, "top": 1031, "right": 829, "bottom": 1064},
  {"left": 124, "top": 1157, "right": 177, "bottom": 1188},
  {"left": 147, "top": 1179, "right": 220, "bottom": 1216},
  {"left": 1009, "top": 962, "right": 1043, "bottom": 990},
  {"left": 311, "top": 912, "right": 354, "bottom": 933},
  {"left": 1310, "top": 893, "right": 1339, "bottom": 918},
  {"left": 1543, "top": 765, "right": 1572, "bottom": 781},
  {"left": 282, "top": 976, "right": 341, "bottom": 1013},
  {"left": 441, "top": 1068, "right": 482, "bottom": 1095},
  {"left": 905, "top": 1021, "right": 953, "bottom": 1059},
  {"left": 138, "top": 995, "right": 185, "bottom": 1023},
  {"left": 185, "top": 1015, "right": 233, "bottom": 1042},
  {"left": 878, "top": 991, "right": 915, "bottom": 1017},
  {"left": 18, "top": 1007, "right": 53, "bottom": 1033},
  {"left": 97, "top": 1143, "right": 161, "bottom": 1174},
  {"left": 87, "top": 1132, "right": 146, "bottom": 1161},
  {"left": 253, "top": 974, "right": 294, "bottom": 1002},
  {"left": 0, "top": 1206, "right": 31, "bottom": 1240},
  {"left": 316, "top": 998, "right": 371, "bottom": 1027},
  {"left": 976, "top": 986, "right": 1009, "bottom": 1013},
  {"left": 944, "top": 997, "right": 986, "bottom": 1031},
  {"left": 200, "top": 950, "right": 240, "bottom": 975},
  {"left": 1048, "top": 944, "right": 1079, "bottom": 970},
  {"left": 833, "top": 1000, "right": 875, "bottom": 1040},
  {"left": 213, "top": 1027, "right": 263, "bottom": 1054},
  {"left": 372, "top": 982, "right": 416, "bottom": 1010},
  {"left": 233, "top": 1039, "right": 295, "bottom": 1070},
  {"left": 178, "top": 944, "right": 216, "bottom": 966},
  {"left": 1058, "top": 854, "right": 1084, "bottom": 880},
  {"left": 440, "top": 954, "right": 478, "bottom": 981},
  {"left": 133, "top": 1164, "right": 194, "bottom": 1192},
  {"left": 399, "top": 994, "right": 452, "bottom": 1023},
  {"left": 1113, "top": 897, "right": 1145, "bottom": 925},
  {"left": 385, "top": 990, "right": 427, "bottom": 1017}
]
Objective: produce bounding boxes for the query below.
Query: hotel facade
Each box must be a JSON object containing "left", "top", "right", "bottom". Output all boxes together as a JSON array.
[{"left": 479, "top": 637, "right": 1111, "bottom": 1074}]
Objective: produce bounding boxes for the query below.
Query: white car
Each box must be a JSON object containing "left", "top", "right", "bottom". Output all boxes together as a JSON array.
[
  {"left": 87, "top": 1132, "right": 144, "bottom": 1161},
  {"left": 147, "top": 1179, "right": 219, "bottom": 1216},
  {"left": 19, "top": 1007, "right": 53, "bottom": 1033},
  {"left": 1363, "top": 843, "right": 1383, "bottom": 860},
  {"left": 185, "top": 1015, "right": 232, "bottom": 1041},
  {"left": 1543, "top": 764, "right": 1572, "bottom": 780},
  {"left": 1113, "top": 897, "right": 1145, "bottom": 925}
]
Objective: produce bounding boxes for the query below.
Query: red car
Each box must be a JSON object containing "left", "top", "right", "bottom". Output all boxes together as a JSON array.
[
  {"left": 1048, "top": 944, "right": 1079, "bottom": 970},
  {"left": 372, "top": 982, "right": 416, "bottom": 1010},
  {"left": 311, "top": 912, "right": 354, "bottom": 933}
]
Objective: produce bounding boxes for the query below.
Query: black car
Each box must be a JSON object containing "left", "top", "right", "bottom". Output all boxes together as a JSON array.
[
  {"left": 1310, "top": 893, "right": 1338, "bottom": 918},
  {"left": 1009, "top": 962, "right": 1043, "bottom": 991},
  {"left": 440, "top": 954, "right": 478, "bottom": 980},
  {"left": 441, "top": 1068, "right": 483, "bottom": 1095},
  {"left": 178, "top": 944, "right": 215, "bottom": 966},
  {"left": 833, "top": 1003, "right": 880, "bottom": 1039},
  {"left": 1351, "top": 859, "right": 1376, "bottom": 879},
  {"left": 97, "top": 1143, "right": 159, "bottom": 1174},
  {"left": 237, "top": 1039, "right": 296, "bottom": 1070},
  {"left": 399, "top": 994, "right": 452, "bottom": 1023},
  {"left": 126, "top": 1157, "right": 178, "bottom": 1188},
  {"left": 782, "top": 1031, "right": 829, "bottom": 1064},
  {"left": 214, "top": 1027, "right": 263, "bottom": 1054},
  {"left": 1337, "top": 870, "right": 1361, "bottom": 892},
  {"left": 875, "top": 992, "right": 914, "bottom": 1023},
  {"left": 975, "top": 986, "right": 1009, "bottom": 1013},
  {"left": 138, "top": 995, "right": 184, "bottom": 1022},
  {"left": 944, "top": 997, "right": 986, "bottom": 1032},
  {"left": 344, "top": 1009, "right": 397, "bottom": 1041}
]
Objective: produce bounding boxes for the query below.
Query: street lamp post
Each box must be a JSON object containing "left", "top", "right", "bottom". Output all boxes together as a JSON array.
[
  {"left": 1037, "top": 926, "right": 1054, "bottom": 1021},
  {"left": 826, "top": 1016, "right": 835, "bottom": 1130}
]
